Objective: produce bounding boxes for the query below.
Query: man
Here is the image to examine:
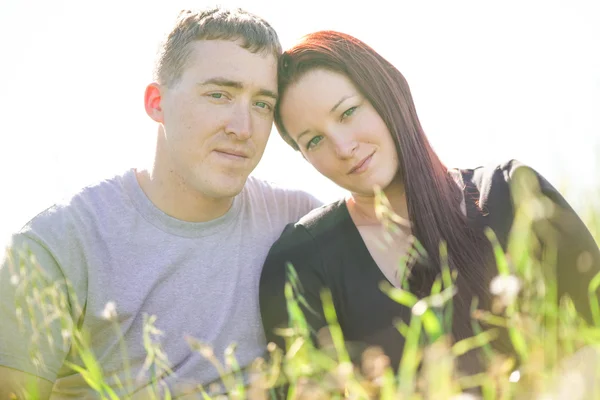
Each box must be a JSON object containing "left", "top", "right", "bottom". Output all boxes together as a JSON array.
[{"left": 0, "top": 7, "right": 320, "bottom": 398}]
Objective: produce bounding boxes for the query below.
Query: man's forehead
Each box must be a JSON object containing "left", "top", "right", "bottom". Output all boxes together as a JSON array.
[
  {"left": 184, "top": 40, "right": 277, "bottom": 87},
  {"left": 187, "top": 40, "right": 276, "bottom": 68}
]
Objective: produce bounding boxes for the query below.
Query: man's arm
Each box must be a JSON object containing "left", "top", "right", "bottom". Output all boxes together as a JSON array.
[
  {"left": 0, "top": 366, "right": 53, "bottom": 400},
  {"left": 0, "top": 234, "right": 72, "bottom": 397}
]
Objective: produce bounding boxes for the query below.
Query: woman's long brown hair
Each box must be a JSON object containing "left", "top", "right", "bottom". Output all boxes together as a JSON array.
[{"left": 274, "top": 31, "right": 494, "bottom": 364}]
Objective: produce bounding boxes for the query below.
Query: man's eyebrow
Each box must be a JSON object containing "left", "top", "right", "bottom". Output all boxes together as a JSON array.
[
  {"left": 330, "top": 94, "right": 356, "bottom": 113},
  {"left": 197, "top": 78, "right": 278, "bottom": 100},
  {"left": 198, "top": 77, "right": 243, "bottom": 88},
  {"left": 258, "top": 89, "right": 278, "bottom": 101}
]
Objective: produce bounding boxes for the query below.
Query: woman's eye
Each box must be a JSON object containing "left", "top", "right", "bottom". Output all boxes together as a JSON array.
[
  {"left": 209, "top": 93, "right": 225, "bottom": 99},
  {"left": 306, "top": 135, "right": 323, "bottom": 149},
  {"left": 341, "top": 106, "right": 357, "bottom": 120}
]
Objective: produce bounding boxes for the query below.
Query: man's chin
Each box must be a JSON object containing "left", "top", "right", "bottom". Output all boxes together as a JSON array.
[{"left": 207, "top": 175, "right": 249, "bottom": 198}]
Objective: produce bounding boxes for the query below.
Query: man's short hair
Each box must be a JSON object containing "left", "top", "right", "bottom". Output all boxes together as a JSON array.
[{"left": 155, "top": 7, "right": 282, "bottom": 86}]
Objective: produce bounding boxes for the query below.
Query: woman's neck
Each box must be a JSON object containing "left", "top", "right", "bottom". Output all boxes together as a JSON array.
[{"left": 346, "top": 179, "right": 409, "bottom": 227}]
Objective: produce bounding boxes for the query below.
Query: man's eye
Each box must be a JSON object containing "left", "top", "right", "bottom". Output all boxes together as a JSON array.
[
  {"left": 210, "top": 93, "right": 223, "bottom": 99},
  {"left": 255, "top": 101, "right": 272, "bottom": 110}
]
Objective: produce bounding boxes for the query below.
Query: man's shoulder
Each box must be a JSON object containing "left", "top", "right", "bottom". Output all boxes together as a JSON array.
[
  {"left": 243, "top": 176, "right": 322, "bottom": 209},
  {"left": 21, "top": 170, "right": 131, "bottom": 239},
  {"left": 245, "top": 175, "right": 312, "bottom": 197}
]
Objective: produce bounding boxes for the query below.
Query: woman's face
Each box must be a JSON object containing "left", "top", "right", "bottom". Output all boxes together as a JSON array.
[{"left": 280, "top": 69, "right": 400, "bottom": 196}]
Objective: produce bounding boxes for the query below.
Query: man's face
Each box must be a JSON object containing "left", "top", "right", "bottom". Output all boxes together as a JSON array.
[{"left": 158, "top": 40, "right": 278, "bottom": 199}]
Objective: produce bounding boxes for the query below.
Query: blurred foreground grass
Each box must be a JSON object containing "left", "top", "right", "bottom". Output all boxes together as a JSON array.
[{"left": 8, "top": 169, "right": 600, "bottom": 400}]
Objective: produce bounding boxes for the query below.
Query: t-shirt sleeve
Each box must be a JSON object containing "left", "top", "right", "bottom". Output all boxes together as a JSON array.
[
  {"left": 259, "top": 223, "right": 328, "bottom": 351},
  {"left": 507, "top": 161, "right": 600, "bottom": 323},
  {"left": 293, "top": 191, "right": 323, "bottom": 221},
  {"left": 308, "top": 193, "right": 324, "bottom": 212},
  {"left": 0, "top": 233, "right": 72, "bottom": 382}
]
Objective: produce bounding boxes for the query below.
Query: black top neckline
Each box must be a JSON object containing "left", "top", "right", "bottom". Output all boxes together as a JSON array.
[{"left": 332, "top": 169, "right": 484, "bottom": 289}]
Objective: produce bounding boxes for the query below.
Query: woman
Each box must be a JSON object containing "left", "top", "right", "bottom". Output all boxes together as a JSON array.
[{"left": 259, "top": 31, "right": 600, "bottom": 374}]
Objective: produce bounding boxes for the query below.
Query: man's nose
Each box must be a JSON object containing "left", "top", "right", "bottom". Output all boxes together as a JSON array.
[{"left": 225, "top": 102, "right": 252, "bottom": 140}]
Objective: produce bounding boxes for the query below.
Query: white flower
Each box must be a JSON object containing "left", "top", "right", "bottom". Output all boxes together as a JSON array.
[
  {"left": 412, "top": 299, "right": 428, "bottom": 316},
  {"left": 490, "top": 274, "right": 520, "bottom": 296},
  {"left": 10, "top": 275, "right": 19, "bottom": 286},
  {"left": 509, "top": 370, "right": 521, "bottom": 382},
  {"left": 101, "top": 301, "right": 117, "bottom": 321},
  {"left": 490, "top": 275, "right": 521, "bottom": 307}
]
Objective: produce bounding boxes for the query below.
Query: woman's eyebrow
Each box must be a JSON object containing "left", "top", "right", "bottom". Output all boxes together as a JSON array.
[{"left": 330, "top": 94, "right": 356, "bottom": 113}]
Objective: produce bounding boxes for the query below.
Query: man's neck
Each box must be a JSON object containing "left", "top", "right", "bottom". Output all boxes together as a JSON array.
[{"left": 135, "top": 167, "right": 234, "bottom": 223}]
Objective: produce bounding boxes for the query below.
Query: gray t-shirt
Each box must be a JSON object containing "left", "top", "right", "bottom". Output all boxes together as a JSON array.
[{"left": 0, "top": 169, "right": 321, "bottom": 398}]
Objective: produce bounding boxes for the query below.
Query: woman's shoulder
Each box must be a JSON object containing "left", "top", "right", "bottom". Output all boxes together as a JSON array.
[
  {"left": 460, "top": 159, "right": 527, "bottom": 190},
  {"left": 457, "top": 159, "right": 573, "bottom": 240},
  {"left": 454, "top": 159, "right": 550, "bottom": 249},
  {"left": 268, "top": 198, "right": 350, "bottom": 254},
  {"left": 460, "top": 159, "right": 562, "bottom": 205},
  {"left": 295, "top": 198, "right": 349, "bottom": 231}
]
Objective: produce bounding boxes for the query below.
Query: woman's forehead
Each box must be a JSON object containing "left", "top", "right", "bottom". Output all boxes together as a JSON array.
[{"left": 282, "top": 70, "right": 356, "bottom": 111}]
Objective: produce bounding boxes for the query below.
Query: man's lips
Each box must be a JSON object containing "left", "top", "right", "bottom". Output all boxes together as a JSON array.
[
  {"left": 347, "top": 152, "right": 375, "bottom": 174},
  {"left": 214, "top": 149, "right": 250, "bottom": 159}
]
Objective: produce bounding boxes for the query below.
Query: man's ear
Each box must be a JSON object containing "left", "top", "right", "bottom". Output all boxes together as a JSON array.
[{"left": 144, "top": 82, "right": 164, "bottom": 123}]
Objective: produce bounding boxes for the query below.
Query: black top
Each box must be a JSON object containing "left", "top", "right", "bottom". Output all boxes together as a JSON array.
[{"left": 259, "top": 160, "right": 600, "bottom": 369}]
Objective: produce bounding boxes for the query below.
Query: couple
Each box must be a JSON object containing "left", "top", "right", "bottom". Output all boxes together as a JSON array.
[{"left": 1, "top": 6, "right": 598, "bottom": 399}]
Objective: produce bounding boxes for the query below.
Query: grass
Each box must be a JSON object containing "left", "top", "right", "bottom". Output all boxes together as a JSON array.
[{"left": 6, "top": 169, "right": 600, "bottom": 399}]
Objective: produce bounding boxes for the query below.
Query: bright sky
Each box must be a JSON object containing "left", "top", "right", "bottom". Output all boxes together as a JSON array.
[{"left": 1, "top": 0, "right": 599, "bottom": 246}]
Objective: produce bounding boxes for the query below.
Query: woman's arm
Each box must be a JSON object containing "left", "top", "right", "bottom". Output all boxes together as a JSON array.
[
  {"left": 259, "top": 224, "right": 329, "bottom": 351},
  {"left": 509, "top": 162, "right": 600, "bottom": 323}
]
